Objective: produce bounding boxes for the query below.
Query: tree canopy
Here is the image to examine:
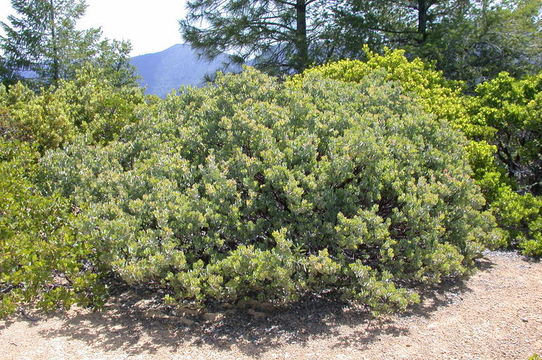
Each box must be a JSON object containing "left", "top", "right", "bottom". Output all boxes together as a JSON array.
[
  {"left": 0, "top": 0, "right": 136, "bottom": 87},
  {"left": 180, "top": 0, "right": 541, "bottom": 82},
  {"left": 180, "top": 0, "right": 345, "bottom": 74},
  {"left": 330, "top": 0, "right": 541, "bottom": 82}
]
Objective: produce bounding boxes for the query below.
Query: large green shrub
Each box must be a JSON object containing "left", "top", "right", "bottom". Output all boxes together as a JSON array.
[
  {"left": 296, "top": 48, "right": 540, "bottom": 255},
  {"left": 0, "top": 139, "right": 104, "bottom": 318},
  {"left": 41, "top": 68, "right": 500, "bottom": 312}
]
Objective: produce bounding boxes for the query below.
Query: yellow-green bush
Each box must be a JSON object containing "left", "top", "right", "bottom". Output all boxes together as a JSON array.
[
  {"left": 293, "top": 48, "right": 540, "bottom": 255},
  {"left": 0, "top": 64, "right": 144, "bottom": 152},
  {"left": 0, "top": 139, "right": 104, "bottom": 317},
  {"left": 0, "top": 83, "right": 74, "bottom": 150},
  {"left": 0, "top": 65, "right": 143, "bottom": 317},
  {"left": 471, "top": 72, "right": 542, "bottom": 255}
]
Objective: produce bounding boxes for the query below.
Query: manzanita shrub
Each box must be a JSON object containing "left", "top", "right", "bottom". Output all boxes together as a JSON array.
[
  {"left": 40, "top": 68, "right": 501, "bottom": 312},
  {"left": 296, "top": 48, "right": 540, "bottom": 255},
  {"left": 0, "top": 139, "right": 105, "bottom": 318}
]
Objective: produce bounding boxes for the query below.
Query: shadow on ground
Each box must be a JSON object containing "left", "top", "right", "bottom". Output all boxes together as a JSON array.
[{"left": 21, "top": 258, "right": 494, "bottom": 357}]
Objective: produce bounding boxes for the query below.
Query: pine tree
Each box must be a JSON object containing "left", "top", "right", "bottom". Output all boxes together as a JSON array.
[
  {"left": 180, "top": 0, "right": 340, "bottom": 74},
  {"left": 0, "top": 0, "right": 135, "bottom": 87},
  {"left": 333, "top": 0, "right": 541, "bottom": 84}
]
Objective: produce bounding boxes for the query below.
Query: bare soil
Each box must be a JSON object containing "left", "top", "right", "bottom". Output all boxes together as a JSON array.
[{"left": 1, "top": 251, "right": 541, "bottom": 360}]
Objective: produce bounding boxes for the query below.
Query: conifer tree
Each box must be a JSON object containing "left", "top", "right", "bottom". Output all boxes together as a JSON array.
[
  {"left": 334, "top": 0, "right": 541, "bottom": 83},
  {"left": 180, "top": 0, "right": 339, "bottom": 74},
  {"left": 0, "top": 0, "right": 135, "bottom": 87}
]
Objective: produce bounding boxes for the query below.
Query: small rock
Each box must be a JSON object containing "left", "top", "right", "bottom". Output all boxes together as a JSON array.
[
  {"left": 135, "top": 299, "right": 154, "bottom": 308},
  {"left": 146, "top": 309, "right": 170, "bottom": 320},
  {"left": 237, "top": 299, "right": 258, "bottom": 309},
  {"left": 256, "top": 302, "right": 277, "bottom": 312},
  {"left": 202, "top": 312, "right": 224, "bottom": 322},
  {"left": 174, "top": 307, "right": 201, "bottom": 317},
  {"left": 522, "top": 318, "right": 529, "bottom": 322},
  {"left": 178, "top": 317, "right": 195, "bottom": 326},
  {"left": 247, "top": 308, "right": 266, "bottom": 319}
]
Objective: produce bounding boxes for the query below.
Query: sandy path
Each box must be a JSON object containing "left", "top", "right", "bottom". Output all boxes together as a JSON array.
[{"left": 1, "top": 251, "right": 541, "bottom": 360}]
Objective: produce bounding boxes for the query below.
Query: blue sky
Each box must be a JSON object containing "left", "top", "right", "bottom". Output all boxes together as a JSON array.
[{"left": 0, "top": 0, "right": 187, "bottom": 56}]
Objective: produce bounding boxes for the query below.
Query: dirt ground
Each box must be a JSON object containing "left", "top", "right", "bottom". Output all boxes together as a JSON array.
[{"left": 1, "top": 251, "right": 541, "bottom": 360}]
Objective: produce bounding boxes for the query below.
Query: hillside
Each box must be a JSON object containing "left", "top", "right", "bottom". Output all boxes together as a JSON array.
[{"left": 130, "top": 44, "right": 238, "bottom": 97}]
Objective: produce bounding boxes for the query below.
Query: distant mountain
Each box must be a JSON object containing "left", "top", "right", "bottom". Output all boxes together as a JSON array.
[{"left": 130, "top": 44, "right": 237, "bottom": 97}]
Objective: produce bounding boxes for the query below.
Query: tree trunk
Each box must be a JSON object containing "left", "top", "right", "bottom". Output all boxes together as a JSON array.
[
  {"left": 418, "top": 0, "right": 428, "bottom": 43},
  {"left": 49, "top": 0, "right": 60, "bottom": 85},
  {"left": 294, "top": 0, "right": 309, "bottom": 73}
]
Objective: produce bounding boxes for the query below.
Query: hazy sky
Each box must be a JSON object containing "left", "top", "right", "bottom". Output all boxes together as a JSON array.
[{"left": 0, "top": 0, "right": 188, "bottom": 56}]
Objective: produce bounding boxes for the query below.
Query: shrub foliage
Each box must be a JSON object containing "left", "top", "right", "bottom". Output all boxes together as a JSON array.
[
  {"left": 298, "top": 48, "right": 540, "bottom": 255},
  {"left": 471, "top": 72, "right": 542, "bottom": 255},
  {"left": 0, "top": 65, "right": 144, "bottom": 152},
  {"left": 40, "top": 69, "right": 501, "bottom": 312},
  {"left": 0, "top": 65, "right": 140, "bottom": 317},
  {"left": 0, "top": 140, "right": 104, "bottom": 317}
]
